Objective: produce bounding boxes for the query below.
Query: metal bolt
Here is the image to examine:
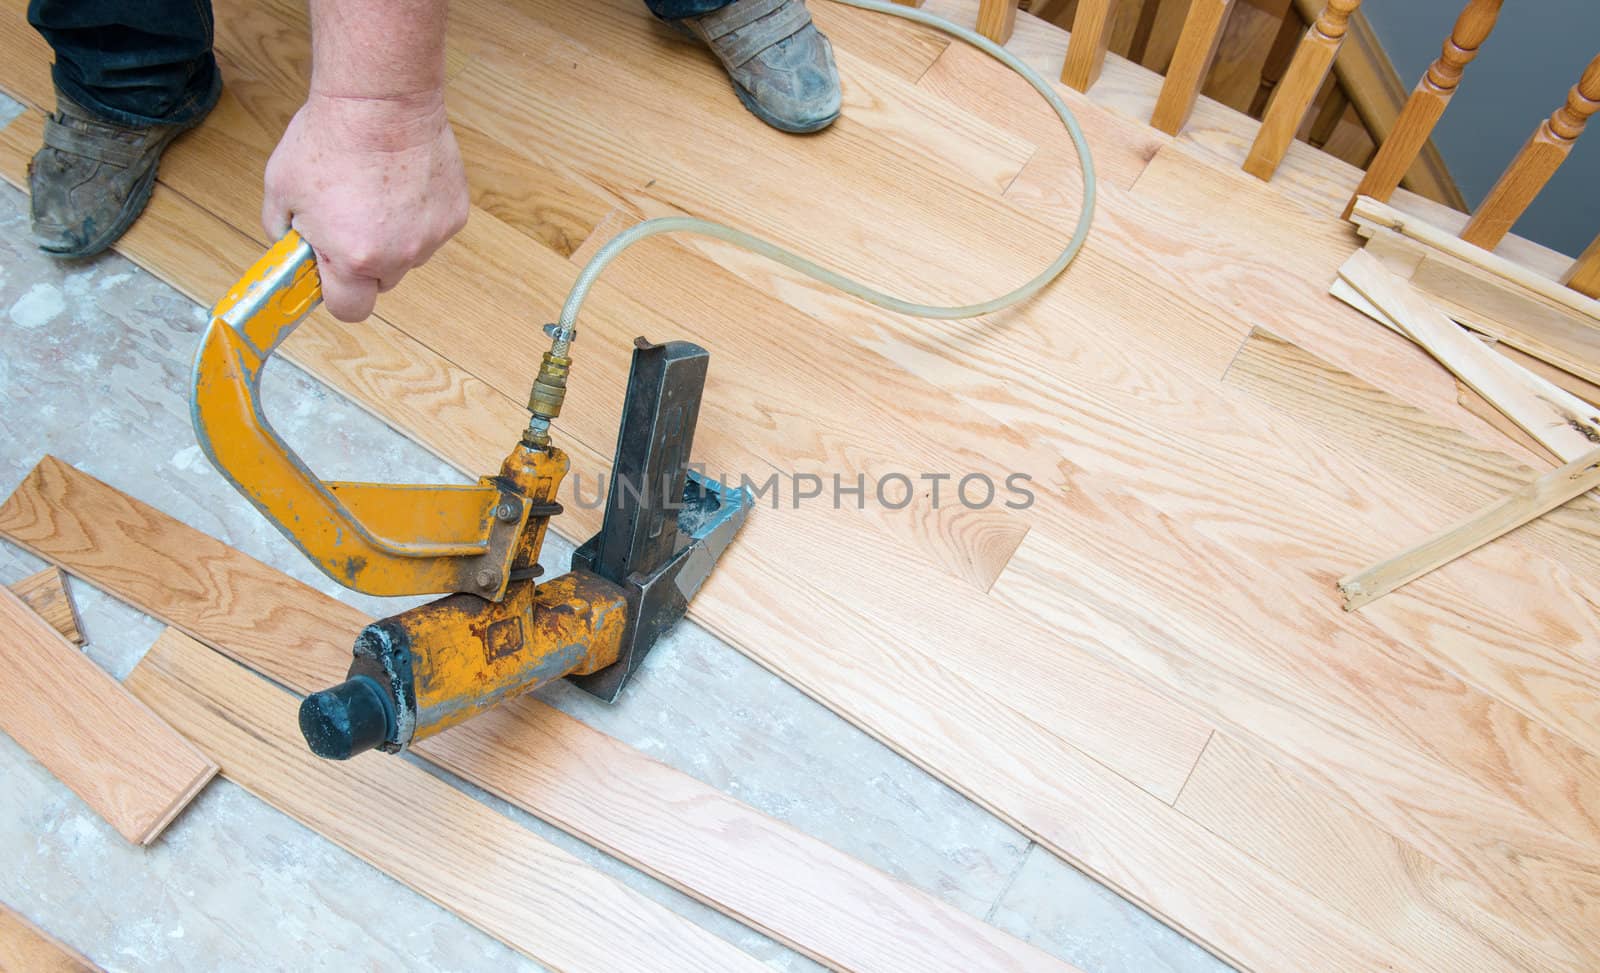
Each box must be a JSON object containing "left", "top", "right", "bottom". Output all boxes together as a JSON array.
[
  {"left": 494, "top": 501, "right": 519, "bottom": 522},
  {"left": 476, "top": 568, "right": 500, "bottom": 590}
]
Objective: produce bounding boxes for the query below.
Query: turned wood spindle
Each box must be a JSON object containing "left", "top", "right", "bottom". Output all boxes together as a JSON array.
[
  {"left": 1344, "top": 0, "right": 1502, "bottom": 219},
  {"left": 1243, "top": 0, "right": 1361, "bottom": 181},
  {"left": 1250, "top": 10, "right": 1305, "bottom": 117},
  {"left": 1461, "top": 53, "right": 1600, "bottom": 250}
]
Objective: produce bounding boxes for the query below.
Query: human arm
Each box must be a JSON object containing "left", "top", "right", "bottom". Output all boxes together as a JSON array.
[{"left": 261, "top": 0, "right": 468, "bottom": 322}]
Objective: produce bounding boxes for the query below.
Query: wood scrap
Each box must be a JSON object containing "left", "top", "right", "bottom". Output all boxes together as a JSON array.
[
  {"left": 125, "top": 629, "right": 765, "bottom": 973},
  {"left": 0, "top": 904, "right": 98, "bottom": 973},
  {"left": 7, "top": 567, "right": 83, "bottom": 644},
  {"left": 0, "top": 457, "right": 1069, "bottom": 973},
  {"left": 0, "top": 586, "right": 216, "bottom": 846},
  {"left": 1350, "top": 195, "right": 1600, "bottom": 322},
  {"left": 1337, "top": 250, "right": 1600, "bottom": 462},
  {"left": 1339, "top": 448, "right": 1600, "bottom": 610}
]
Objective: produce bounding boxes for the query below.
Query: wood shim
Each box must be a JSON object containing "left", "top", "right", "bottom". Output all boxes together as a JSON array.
[
  {"left": 125, "top": 629, "right": 765, "bottom": 973},
  {"left": 1337, "top": 250, "right": 1600, "bottom": 462},
  {"left": 8, "top": 568, "right": 83, "bottom": 644},
  {"left": 1339, "top": 448, "right": 1600, "bottom": 610},
  {"left": 0, "top": 457, "right": 1068, "bottom": 973},
  {"left": 0, "top": 586, "right": 216, "bottom": 845},
  {"left": 0, "top": 904, "right": 98, "bottom": 973}
]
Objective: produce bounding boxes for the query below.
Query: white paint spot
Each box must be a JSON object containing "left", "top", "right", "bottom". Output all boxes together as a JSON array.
[
  {"left": 8, "top": 282, "right": 65, "bottom": 329},
  {"left": 98, "top": 272, "right": 132, "bottom": 290},
  {"left": 171, "top": 444, "right": 204, "bottom": 472}
]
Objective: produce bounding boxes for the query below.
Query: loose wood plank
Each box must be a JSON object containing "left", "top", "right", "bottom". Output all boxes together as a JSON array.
[
  {"left": 8, "top": 568, "right": 83, "bottom": 644},
  {"left": 0, "top": 458, "right": 1071, "bottom": 973},
  {"left": 0, "top": 586, "right": 216, "bottom": 845},
  {"left": 1339, "top": 447, "right": 1600, "bottom": 610},
  {"left": 0, "top": 904, "right": 98, "bottom": 973},
  {"left": 124, "top": 629, "right": 765, "bottom": 973},
  {"left": 1339, "top": 249, "right": 1600, "bottom": 462}
]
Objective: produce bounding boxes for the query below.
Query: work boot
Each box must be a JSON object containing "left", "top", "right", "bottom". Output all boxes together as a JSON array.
[
  {"left": 28, "top": 91, "right": 207, "bottom": 258},
  {"left": 682, "top": 0, "right": 841, "bottom": 133}
]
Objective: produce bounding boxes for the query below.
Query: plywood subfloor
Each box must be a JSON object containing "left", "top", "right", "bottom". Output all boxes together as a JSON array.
[{"left": 2, "top": 0, "right": 1597, "bottom": 969}]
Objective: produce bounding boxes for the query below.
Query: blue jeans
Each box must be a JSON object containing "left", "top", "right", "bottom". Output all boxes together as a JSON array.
[{"left": 29, "top": 0, "right": 734, "bottom": 128}]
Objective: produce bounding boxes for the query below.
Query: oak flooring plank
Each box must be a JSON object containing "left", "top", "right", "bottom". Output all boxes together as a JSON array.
[
  {"left": 125, "top": 630, "right": 767, "bottom": 973},
  {"left": 1175, "top": 734, "right": 1586, "bottom": 972},
  {"left": 0, "top": 458, "right": 1073, "bottom": 973},
  {"left": 0, "top": 586, "right": 217, "bottom": 846},
  {"left": 8, "top": 567, "right": 84, "bottom": 645},
  {"left": 0, "top": 904, "right": 99, "bottom": 973},
  {"left": 1223, "top": 328, "right": 1600, "bottom": 578}
]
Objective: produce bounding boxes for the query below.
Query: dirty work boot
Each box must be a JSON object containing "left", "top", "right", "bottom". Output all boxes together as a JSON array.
[
  {"left": 28, "top": 92, "right": 207, "bottom": 258},
  {"left": 683, "top": 0, "right": 842, "bottom": 133}
]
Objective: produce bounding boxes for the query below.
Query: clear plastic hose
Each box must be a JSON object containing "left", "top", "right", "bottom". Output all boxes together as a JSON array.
[{"left": 555, "top": 0, "right": 1097, "bottom": 342}]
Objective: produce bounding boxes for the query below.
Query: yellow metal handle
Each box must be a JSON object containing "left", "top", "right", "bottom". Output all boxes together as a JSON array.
[{"left": 190, "top": 232, "right": 530, "bottom": 597}]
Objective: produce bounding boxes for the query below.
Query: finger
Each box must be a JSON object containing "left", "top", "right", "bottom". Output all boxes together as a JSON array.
[
  {"left": 261, "top": 184, "right": 292, "bottom": 242},
  {"left": 317, "top": 258, "right": 380, "bottom": 322}
]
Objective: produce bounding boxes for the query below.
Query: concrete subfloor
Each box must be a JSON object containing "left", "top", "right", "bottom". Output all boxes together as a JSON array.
[{"left": 0, "top": 92, "right": 1228, "bottom": 972}]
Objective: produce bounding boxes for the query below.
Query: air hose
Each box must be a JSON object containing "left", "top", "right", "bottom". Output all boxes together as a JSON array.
[{"left": 525, "top": 0, "right": 1098, "bottom": 443}]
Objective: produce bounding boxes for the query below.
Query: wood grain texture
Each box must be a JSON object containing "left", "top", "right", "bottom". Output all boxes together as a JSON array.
[
  {"left": 1061, "top": 0, "right": 1119, "bottom": 90},
  {"left": 0, "top": 905, "right": 98, "bottom": 973},
  {"left": 1339, "top": 447, "right": 1600, "bottom": 610},
  {"left": 8, "top": 1, "right": 1600, "bottom": 968},
  {"left": 124, "top": 630, "right": 766, "bottom": 973},
  {"left": 1149, "top": 0, "right": 1236, "bottom": 135},
  {"left": 1351, "top": 195, "right": 1600, "bottom": 321},
  {"left": 1344, "top": 0, "right": 1500, "bottom": 217},
  {"left": 1461, "top": 52, "right": 1600, "bottom": 250},
  {"left": 8, "top": 568, "right": 83, "bottom": 645},
  {"left": 0, "top": 458, "right": 1072, "bottom": 973},
  {"left": 1564, "top": 231, "right": 1600, "bottom": 298},
  {"left": 0, "top": 586, "right": 216, "bottom": 846},
  {"left": 975, "top": 0, "right": 1018, "bottom": 42},
  {"left": 1223, "top": 328, "right": 1600, "bottom": 578},
  {"left": 1242, "top": 0, "right": 1359, "bottom": 180},
  {"left": 1339, "top": 250, "right": 1600, "bottom": 462}
]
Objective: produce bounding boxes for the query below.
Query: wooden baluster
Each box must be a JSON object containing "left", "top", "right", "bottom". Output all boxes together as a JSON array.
[
  {"left": 975, "top": 0, "right": 1018, "bottom": 42},
  {"left": 1565, "top": 233, "right": 1600, "bottom": 298},
  {"left": 1062, "top": 0, "right": 1121, "bottom": 91},
  {"left": 1150, "top": 0, "right": 1237, "bottom": 135},
  {"left": 1344, "top": 0, "right": 1502, "bottom": 219},
  {"left": 1251, "top": 7, "right": 1304, "bottom": 117},
  {"left": 1461, "top": 53, "right": 1600, "bottom": 250},
  {"left": 1242, "top": 0, "right": 1360, "bottom": 181}
]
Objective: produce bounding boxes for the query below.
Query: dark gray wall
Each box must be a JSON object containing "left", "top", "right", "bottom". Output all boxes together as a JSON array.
[{"left": 1362, "top": 1, "right": 1598, "bottom": 257}]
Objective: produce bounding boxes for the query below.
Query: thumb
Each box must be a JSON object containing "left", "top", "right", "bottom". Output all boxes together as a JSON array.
[{"left": 261, "top": 180, "right": 292, "bottom": 242}]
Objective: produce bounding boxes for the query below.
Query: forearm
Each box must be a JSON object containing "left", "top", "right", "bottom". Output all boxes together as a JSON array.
[{"left": 308, "top": 0, "right": 449, "bottom": 118}]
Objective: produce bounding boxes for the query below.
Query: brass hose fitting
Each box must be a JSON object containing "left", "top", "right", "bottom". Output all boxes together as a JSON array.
[{"left": 523, "top": 328, "right": 573, "bottom": 449}]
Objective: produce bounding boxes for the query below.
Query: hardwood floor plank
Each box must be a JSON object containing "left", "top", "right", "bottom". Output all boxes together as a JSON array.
[
  {"left": 0, "top": 458, "right": 1074, "bottom": 973},
  {"left": 0, "top": 586, "right": 217, "bottom": 846},
  {"left": 124, "top": 630, "right": 767, "bottom": 973},
  {"left": 1174, "top": 734, "right": 1587, "bottom": 972},
  {"left": 8, "top": 567, "right": 84, "bottom": 645},
  {"left": 0, "top": 904, "right": 99, "bottom": 973},
  {"left": 1223, "top": 327, "right": 1600, "bottom": 578}
]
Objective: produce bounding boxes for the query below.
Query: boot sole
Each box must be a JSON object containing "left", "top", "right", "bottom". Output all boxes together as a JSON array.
[{"left": 731, "top": 79, "right": 838, "bottom": 134}]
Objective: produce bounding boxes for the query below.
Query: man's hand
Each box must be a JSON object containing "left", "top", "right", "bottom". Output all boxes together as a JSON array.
[
  {"left": 261, "top": 0, "right": 461, "bottom": 322},
  {"left": 262, "top": 91, "right": 468, "bottom": 322}
]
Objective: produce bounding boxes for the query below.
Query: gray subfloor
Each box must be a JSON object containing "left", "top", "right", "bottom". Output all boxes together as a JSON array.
[{"left": 0, "top": 92, "right": 1227, "bottom": 972}]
